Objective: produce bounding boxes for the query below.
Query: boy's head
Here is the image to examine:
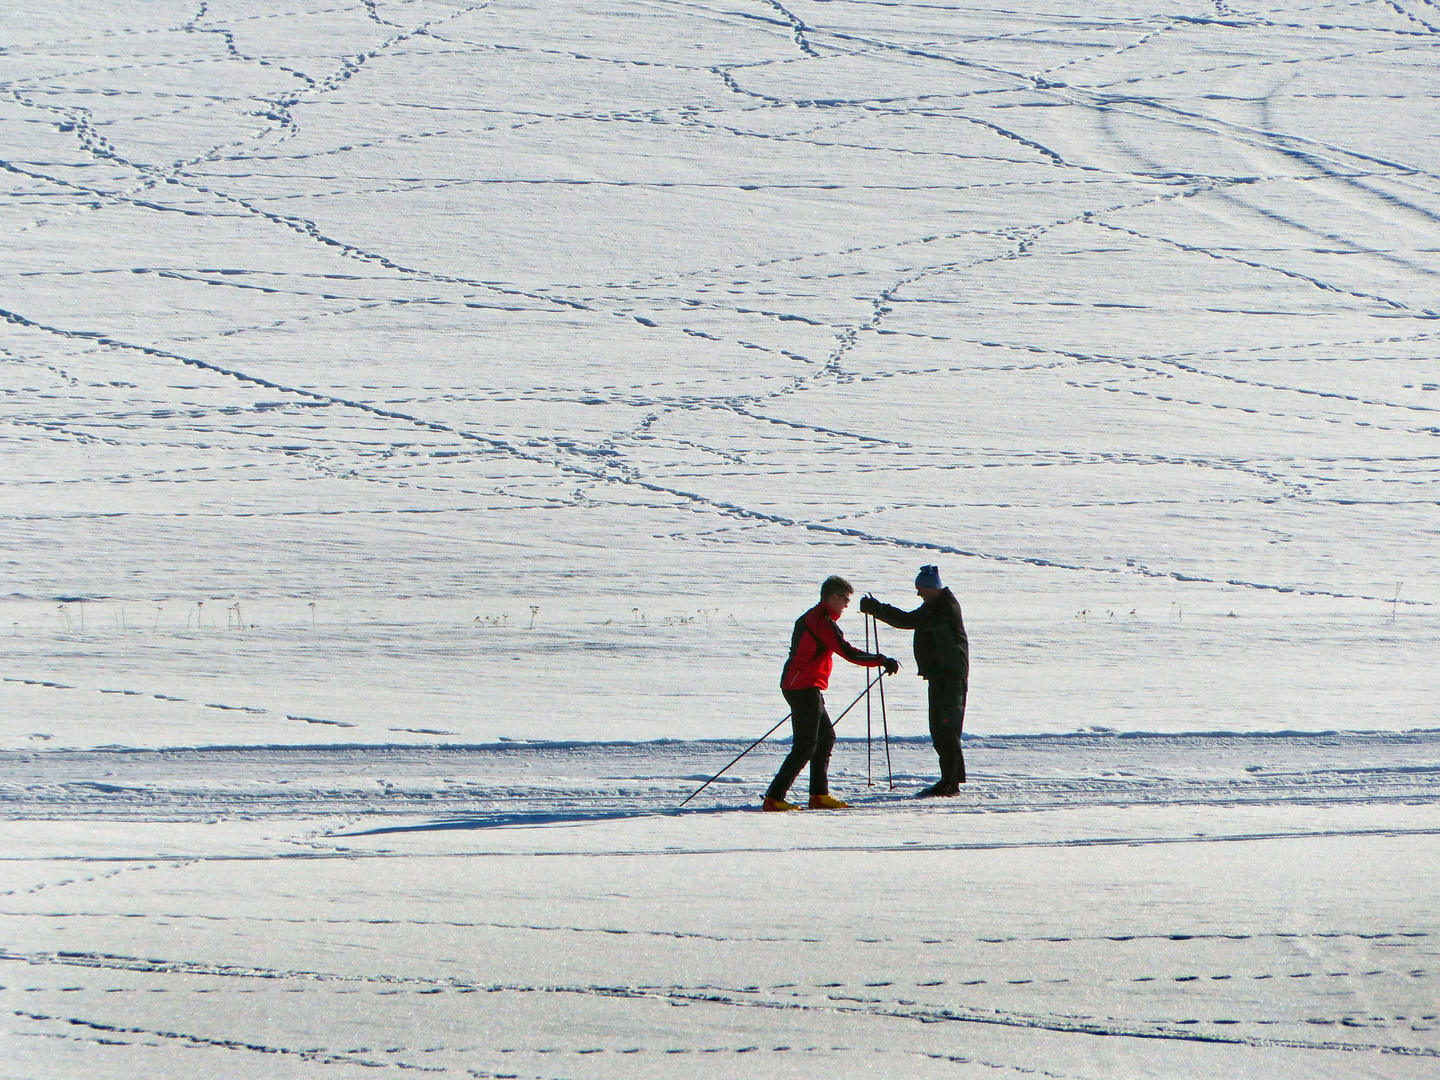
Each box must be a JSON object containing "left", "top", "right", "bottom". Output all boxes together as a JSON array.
[{"left": 820, "top": 575, "right": 854, "bottom": 616}]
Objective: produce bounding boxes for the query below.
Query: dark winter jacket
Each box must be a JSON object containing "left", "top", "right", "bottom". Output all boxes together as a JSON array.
[
  {"left": 861, "top": 588, "right": 968, "bottom": 682},
  {"left": 780, "top": 603, "right": 884, "bottom": 691}
]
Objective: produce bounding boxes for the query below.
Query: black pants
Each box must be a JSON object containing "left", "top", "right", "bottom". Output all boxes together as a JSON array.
[
  {"left": 927, "top": 674, "right": 967, "bottom": 784},
  {"left": 766, "top": 688, "right": 834, "bottom": 801}
]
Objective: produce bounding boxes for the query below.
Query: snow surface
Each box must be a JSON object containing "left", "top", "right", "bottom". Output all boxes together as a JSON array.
[{"left": 3, "top": 0, "right": 1439, "bottom": 1076}]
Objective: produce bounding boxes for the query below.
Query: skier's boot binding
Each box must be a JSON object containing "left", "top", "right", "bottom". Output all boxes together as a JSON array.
[
  {"left": 808, "top": 793, "right": 850, "bottom": 810},
  {"left": 762, "top": 797, "right": 800, "bottom": 812}
]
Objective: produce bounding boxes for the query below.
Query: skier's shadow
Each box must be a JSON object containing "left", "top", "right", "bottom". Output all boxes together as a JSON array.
[{"left": 341, "top": 804, "right": 733, "bottom": 836}]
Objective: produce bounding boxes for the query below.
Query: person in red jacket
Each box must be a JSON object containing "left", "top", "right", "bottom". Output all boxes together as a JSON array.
[{"left": 763, "top": 575, "right": 899, "bottom": 811}]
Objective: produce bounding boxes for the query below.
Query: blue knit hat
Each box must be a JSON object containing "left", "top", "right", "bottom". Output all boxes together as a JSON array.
[{"left": 915, "top": 564, "right": 942, "bottom": 589}]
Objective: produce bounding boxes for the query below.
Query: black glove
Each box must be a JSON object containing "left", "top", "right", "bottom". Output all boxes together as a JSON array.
[
  {"left": 859, "top": 595, "right": 879, "bottom": 615},
  {"left": 880, "top": 655, "right": 899, "bottom": 676}
]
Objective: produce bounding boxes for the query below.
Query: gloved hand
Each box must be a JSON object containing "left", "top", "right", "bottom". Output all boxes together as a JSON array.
[
  {"left": 880, "top": 655, "right": 899, "bottom": 676},
  {"left": 859, "top": 595, "right": 879, "bottom": 615}
]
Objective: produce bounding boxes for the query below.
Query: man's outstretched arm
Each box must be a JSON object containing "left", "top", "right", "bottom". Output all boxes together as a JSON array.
[
  {"left": 859, "top": 595, "right": 926, "bottom": 629},
  {"left": 815, "top": 617, "right": 898, "bottom": 674}
]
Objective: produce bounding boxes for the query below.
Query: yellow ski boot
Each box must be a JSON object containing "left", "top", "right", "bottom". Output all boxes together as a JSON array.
[{"left": 762, "top": 797, "right": 801, "bottom": 812}]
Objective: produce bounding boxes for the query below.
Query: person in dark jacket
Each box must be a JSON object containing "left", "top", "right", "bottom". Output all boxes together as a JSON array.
[
  {"left": 860, "top": 564, "right": 969, "bottom": 796},
  {"left": 764, "top": 575, "right": 899, "bottom": 812}
]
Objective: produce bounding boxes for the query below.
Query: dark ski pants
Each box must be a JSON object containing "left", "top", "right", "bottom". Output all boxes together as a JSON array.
[
  {"left": 927, "top": 674, "right": 967, "bottom": 784},
  {"left": 766, "top": 688, "right": 834, "bottom": 801}
]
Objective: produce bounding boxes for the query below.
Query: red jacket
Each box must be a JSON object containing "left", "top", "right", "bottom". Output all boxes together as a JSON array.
[{"left": 780, "top": 604, "right": 881, "bottom": 690}]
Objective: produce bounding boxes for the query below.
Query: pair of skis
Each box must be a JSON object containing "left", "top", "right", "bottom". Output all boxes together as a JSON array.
[{"left": 679, "top": 609, "right": 892, "bottom": 807}]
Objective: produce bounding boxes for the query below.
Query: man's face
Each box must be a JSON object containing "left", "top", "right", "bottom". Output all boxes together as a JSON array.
[
  {"left": 824, "top": 591, "right": 852, "bottom": 617},
  {"left": 916, "top": 586, "right": 940, "bottom": 601}
]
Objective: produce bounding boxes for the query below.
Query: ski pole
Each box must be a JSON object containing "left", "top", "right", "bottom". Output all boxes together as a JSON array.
[
  {"left": 678, "top": 672, "right": 885, "bottom": 807},
  {"left": 678, "top": 712, "right": 791, "bottom": 807},
  {"left": 874, "top": 616, "right": 895, "bottom": 789},
  {"left": 865, "top": 607, "right": 873, "bottom": 787},
  {"left": 826, "top": 671, "right": 885, "bottom": 732}
]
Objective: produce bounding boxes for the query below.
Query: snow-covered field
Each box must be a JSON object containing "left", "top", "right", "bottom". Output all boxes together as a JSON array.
[{"left": 3, "top": 1, "right": 1438, "bottom": 1075}]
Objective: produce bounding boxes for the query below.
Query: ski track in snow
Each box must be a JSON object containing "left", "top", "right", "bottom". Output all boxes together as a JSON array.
[
  {"left": 3, "top": 1, "right": 1439, "bottom": 624},
  {"left": 4, "top": 733, "right": 1440, "bottom": 1076},
  {"left": 1, "top": 730, "right": 1438, "bottom": 823}
]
